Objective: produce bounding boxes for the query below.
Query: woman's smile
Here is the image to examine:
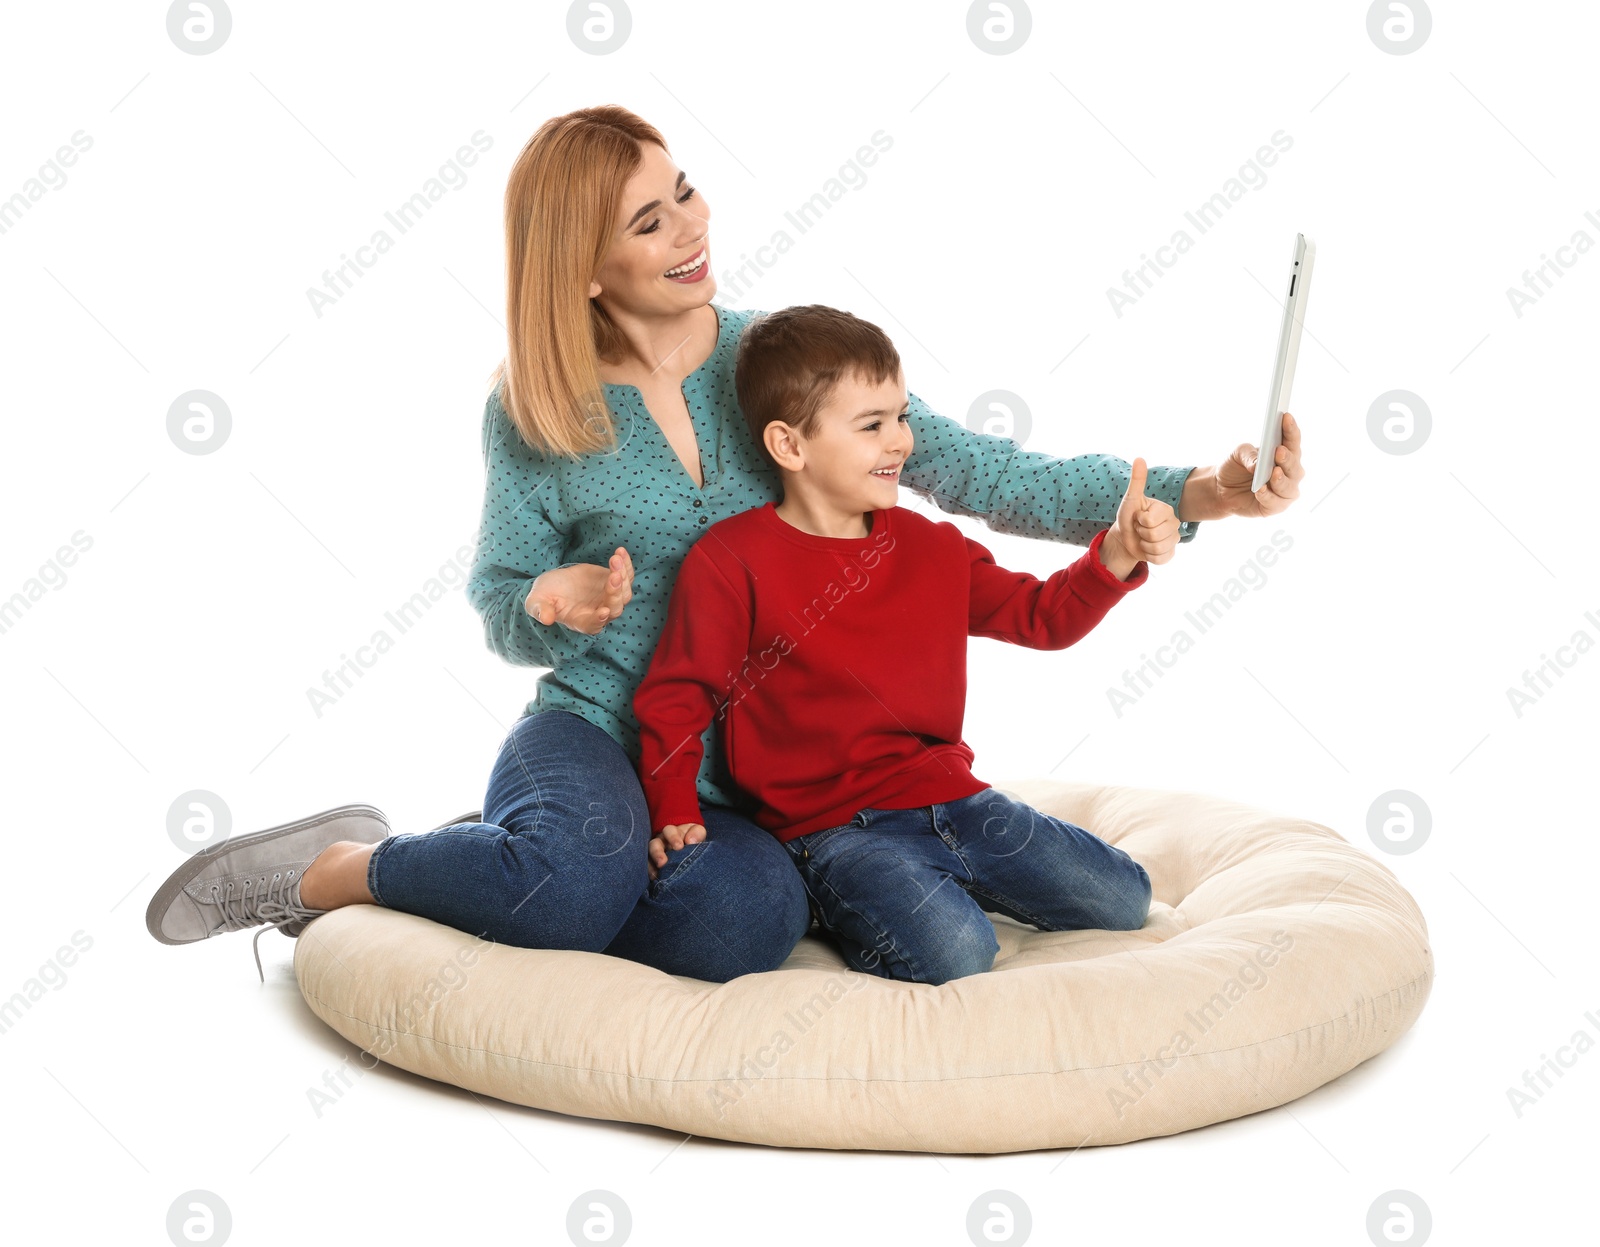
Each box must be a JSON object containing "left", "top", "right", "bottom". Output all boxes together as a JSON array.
[{"left": 664, "top": 245, "right": 709, "bottom": 282}]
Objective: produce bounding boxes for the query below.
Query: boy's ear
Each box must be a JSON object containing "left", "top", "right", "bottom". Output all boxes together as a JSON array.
[{"left": 763, "top": 421, "right": 805, "bottom": 471}]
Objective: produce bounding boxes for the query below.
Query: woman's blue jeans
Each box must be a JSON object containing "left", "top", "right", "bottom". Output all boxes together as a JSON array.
[
  {"left": 782, "top": 788, "right": 1153, "bottom": 985},
  {"left": 364, "top": 710, "right": 812, "bottom": 983}
]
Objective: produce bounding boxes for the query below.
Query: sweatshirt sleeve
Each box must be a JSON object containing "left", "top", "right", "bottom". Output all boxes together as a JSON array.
[
  {"left": 966, "top": 527, "right": 1147, "bottom": 649},
  {"left": 633, "top": 544, "right": 753, "bottom": 832},
  {"left": 464, "top": 387, "right": 601, "bottom": 671},
  {"left": 900, "top": 389, "right": 1200, "bottom": 548}
]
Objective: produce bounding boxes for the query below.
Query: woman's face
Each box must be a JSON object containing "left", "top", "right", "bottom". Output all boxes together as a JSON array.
[{"left": 588, "top": 142, "right": 714, "bottom": 313}]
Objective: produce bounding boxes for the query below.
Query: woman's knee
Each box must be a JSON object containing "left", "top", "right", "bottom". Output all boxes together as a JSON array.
[
  {"left": 710, "top": 855, "right": 812, "bottom": 976},
  {"left": 488, "top": 712, "right": 651, "bottom": 870},
  {"left": 590, "top": 800, "right": 811, "bottom": 982},
  {"left": 478, "top": 712, "right": 651, "bottom": 945},
  {"left": 693, "top": 903, "right": 810, "bottom": 980},
  {"left": 743, "top": 881, "right": 812, "bottom": 973}
]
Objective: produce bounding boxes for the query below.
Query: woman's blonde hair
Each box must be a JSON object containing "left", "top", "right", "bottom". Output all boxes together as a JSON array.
[{"left": 489, "top": 105, "right": 668, "bottom": 459}]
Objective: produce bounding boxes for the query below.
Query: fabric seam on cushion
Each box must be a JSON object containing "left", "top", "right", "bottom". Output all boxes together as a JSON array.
[{"left": 298, "top": 965, "right": 1431, "bottom": 1085}]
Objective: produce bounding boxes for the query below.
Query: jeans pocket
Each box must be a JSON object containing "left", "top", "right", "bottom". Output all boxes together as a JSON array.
[
  {"left": 793, "top": 811, "right": 867, "bottom": 857},
  {"left": 648, "top": 838, "right": 708, "bottom": 898}
]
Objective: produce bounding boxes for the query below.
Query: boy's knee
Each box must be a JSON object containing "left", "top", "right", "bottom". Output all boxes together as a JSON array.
[
  {"left": 915, "top": 919, "right": 999, "bottom": 985},
  {"left": 1112, "top": 862, "right": 1153, "bottom": 931}
]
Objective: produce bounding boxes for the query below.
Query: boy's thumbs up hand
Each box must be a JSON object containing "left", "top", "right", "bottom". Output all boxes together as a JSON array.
[{"left": 1100, "top": 457, "right": 1181, "bottom": 581}]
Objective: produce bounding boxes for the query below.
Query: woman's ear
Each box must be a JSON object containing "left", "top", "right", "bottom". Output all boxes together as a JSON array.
[{"left": 588, "top": 279, "right": 602, "bottom": 298}]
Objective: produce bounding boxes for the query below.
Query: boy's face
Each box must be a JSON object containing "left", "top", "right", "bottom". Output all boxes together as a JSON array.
[{"left": 770, "top": 369, "right": 913, "bottom": 512}]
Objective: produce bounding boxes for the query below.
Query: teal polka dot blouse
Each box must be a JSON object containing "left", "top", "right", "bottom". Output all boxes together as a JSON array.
[{"left": 466, "top": 302, "right": 1199, "bottom": 812}]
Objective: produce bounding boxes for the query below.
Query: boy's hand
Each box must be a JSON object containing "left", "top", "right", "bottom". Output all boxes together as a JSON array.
[
  {"left": 1101, "top": 457, "right": 1180, "bottom": 580},
  {"left": 648, "top": 823, "right": 707, "bottom": 881}
]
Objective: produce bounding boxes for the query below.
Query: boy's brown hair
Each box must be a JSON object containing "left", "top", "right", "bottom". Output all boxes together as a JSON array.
[{"left": 734, "top": 305, "right": 903, "bottom": 468}]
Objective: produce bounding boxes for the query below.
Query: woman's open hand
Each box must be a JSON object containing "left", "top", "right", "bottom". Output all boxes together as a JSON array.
[{"left": 525, "top": 546, "right": 634, "bottom": 635}]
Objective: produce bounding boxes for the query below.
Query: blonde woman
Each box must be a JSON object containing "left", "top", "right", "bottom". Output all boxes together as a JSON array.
[{"left": 146, "top": 105, "right": 1304, "bottom": 983}]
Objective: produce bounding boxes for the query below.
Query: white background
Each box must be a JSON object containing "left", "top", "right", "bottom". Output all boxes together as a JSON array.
[{"left": 2, "top": 0, "right": 1595, "bottom": 1243}]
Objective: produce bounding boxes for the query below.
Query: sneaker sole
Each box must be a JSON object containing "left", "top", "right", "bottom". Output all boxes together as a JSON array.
[{"left": 145, "top": 802, "right": 390, "bottom": 946}]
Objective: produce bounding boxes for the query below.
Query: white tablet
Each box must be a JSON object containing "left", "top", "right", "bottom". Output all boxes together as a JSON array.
[{"left": 1253, "top": 233, "right": 1315, "bottom": 492}]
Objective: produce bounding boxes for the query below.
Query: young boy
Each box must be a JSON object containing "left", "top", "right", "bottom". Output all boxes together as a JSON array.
[{"left": 633, "top": 305, "right": 1177, "bottom": 986}]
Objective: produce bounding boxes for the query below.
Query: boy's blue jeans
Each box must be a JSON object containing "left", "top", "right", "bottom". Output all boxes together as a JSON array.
[
  {"left": 365, "top": 710, "right": 812, "bottom": 983},
  {"left": 781, "top": 788, "right": 1153, "bottom": 985}
]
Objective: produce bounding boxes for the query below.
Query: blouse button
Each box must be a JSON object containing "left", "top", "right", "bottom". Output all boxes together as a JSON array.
[
  {"left": 698, "top": 515, "right": 707, "bottom": 525},
  {"left": 692, "top": 497, "right": 703, "bottom": 507}
]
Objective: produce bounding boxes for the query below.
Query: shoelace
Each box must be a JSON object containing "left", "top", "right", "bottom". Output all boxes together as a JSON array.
[{"left": 204, "top": 872, "right": 326, "bottom": 983}]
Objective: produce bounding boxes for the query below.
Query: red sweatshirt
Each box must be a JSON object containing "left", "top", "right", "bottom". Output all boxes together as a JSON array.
[{"left": 633, "top": 502, "right": 1147, "bottom": 842}]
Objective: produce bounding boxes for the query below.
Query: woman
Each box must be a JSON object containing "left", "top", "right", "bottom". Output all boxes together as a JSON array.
[{"left": 145, "top": 105, "right": 1304, "bottom": 984}]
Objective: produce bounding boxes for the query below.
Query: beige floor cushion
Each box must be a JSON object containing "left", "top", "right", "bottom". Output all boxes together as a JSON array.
[{"left": 294, "top": 778, "right": 1433, "bottom": 1152}]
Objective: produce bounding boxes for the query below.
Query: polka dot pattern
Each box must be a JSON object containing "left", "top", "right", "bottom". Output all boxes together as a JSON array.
[{"left": 466, "top": 303, "right": 1198, "bottom": 809}]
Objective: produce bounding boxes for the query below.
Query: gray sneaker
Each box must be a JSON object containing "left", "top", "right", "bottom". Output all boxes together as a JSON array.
[{"left": 145, "top": 802, "right": 391, "bottom": 981}]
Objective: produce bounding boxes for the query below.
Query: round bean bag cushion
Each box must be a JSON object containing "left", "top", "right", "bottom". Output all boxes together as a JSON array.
[{"left": 293, "top": 778, "right": 1433, "bottom": 1152}]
